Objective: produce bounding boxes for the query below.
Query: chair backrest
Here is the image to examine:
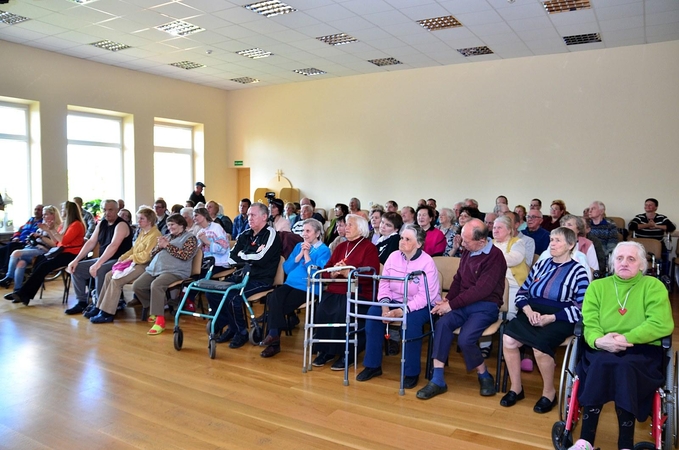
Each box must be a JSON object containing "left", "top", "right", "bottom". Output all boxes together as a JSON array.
[
  {"left": 607, "top": 216, "right": 626, "bottom": 231},
  {"left": 532, "top": 253, "right": 540, "bottom": 266},
  {"left": 499, "top": 278, "right": 509, "bottom": 313},
  {"left": 191, "top": 248, "right": 203, "bottom": 277},
  {"left": 433, "top": 256, "right": 460, "bottom": 293},
  {"left": 630, "top": 237, "right": 662, "bottom": 259},
  {"left": 272, "top": 256, "right": 285, "bottom": 286},
  {"left": 437, "top": 270, "right": 444, "bottom": 299}
]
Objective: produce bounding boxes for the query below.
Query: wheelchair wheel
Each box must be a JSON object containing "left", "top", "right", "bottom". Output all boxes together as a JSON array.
[
  {"left": 551, "top": 421, "right": 573, "bottom": 450},
  {"left": 173, "top": 328, "right": 183, "bottom": 351},
  {"left": 633, "top": 443, "right": 656, "bottom": 450},
  {"left": 206, "top": 319, "right": 212, "bottom": 336},
  {"left": 248, "top": 324, "right": 263, "bottom": 346},
  {"left": 208, "top": 339, "right": 216, "bottom": 359},
  {"left": 664, "top": 349, "right": 677, "bottom": 450},
  {"left": 558, "top": 336, "right": 580, "bottom": 421}
]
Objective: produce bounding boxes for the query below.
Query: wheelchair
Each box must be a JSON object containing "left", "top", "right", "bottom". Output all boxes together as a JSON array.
[
  {"left": 172, "top": 263, "right": 260, "bottom": 360},
  {"left": 552, "top": 324, "right": 678, "bottom": 450}
]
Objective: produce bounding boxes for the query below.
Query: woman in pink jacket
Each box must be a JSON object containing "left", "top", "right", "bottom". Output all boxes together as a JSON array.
[{"left": 356, "top": 224, "right": 441, "bottom": 389}]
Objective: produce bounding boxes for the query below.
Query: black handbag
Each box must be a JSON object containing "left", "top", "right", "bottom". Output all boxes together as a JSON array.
[{"left": 44, "top": 246, "right": 64, "bottom": 260}]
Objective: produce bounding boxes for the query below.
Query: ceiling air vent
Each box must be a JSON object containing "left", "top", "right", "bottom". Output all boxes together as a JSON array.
[
  {"left": 457, "top": 46, "right": 494, "bottom": 57},
  {"left": 417, "top": 15, "right": 462, "bottom": 31},
  {"left": 563, "top": 32, "right": 601, "bottom": 45}
]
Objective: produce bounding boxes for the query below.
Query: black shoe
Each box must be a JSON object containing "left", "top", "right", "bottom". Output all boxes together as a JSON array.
[
  {"left": 65, "top": 302, "right": 88, "bottom": 315},
  {"left": 403, "top": 375, "right": 419, "bottom": 389},
  {"left": 259, "top": 335, "right": 280, "bottom": 347},
  {"left": 330, "top": 356, "right": 346, "bottom": 371},
  {"left": 260, "top": 345, "right": 280, "bottom": 358},
  {"left": 83, "top": 307, "right": 101, "bottom": 319},
  {"left": 533, "top": 396, "right": 557, "bottom": 414},
  {"left": 215, "top": 329, "right": 235, "bottom": 343},
  {"left": 479, "top": 376, "right": 496, "bottom": 396},
  {"left": 10, "top": 292, "right": 24, "bottom": 304},
  {"left": 117, "top": 299, "right": 127, "bottom": 310},
  {"left": 0, "top": 277, "right": 13, "bottom": 288},
  {"left": 90, "top": 311, "right": 114, "bottom": 324},
  {"left": 82, "top": 303, "right": 95, "bottom": 315},
  {"left": 4, "top": 292, "right": 16, "bottom": 300},
  {"left": 416, "top": 381, "right": 448, "bottom": 400},
  {"left": 229, "top": 332, "right": 248, "bottom": 349},
  {"left": 500, "top": 389, "right": 525, "bottom": 407},
  {"left": 387, "top": 339, "right": 400, "bottom": 355},
  {"left": 312, "top": 352, "right": 335, "bottom": 367},
  {"left": 356, "top": 366, "right": 382, "bottom": 382}
]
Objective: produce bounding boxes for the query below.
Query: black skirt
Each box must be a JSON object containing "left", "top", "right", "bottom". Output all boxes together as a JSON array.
[
  {"left": 576, "top": 343, "right": 664, "bottom": 421},
  {"left": 503, "top": 302, "right": 575, "bottom": 358}
]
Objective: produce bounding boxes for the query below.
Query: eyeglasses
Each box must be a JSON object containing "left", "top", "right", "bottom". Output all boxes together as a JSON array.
[{"left": 526, "top": 215, "right": 541, "bottom": 220}]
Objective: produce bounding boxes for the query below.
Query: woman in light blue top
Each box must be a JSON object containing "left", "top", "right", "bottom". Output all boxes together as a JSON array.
[{"left": 259, "top": 218, "right": 331, "bottom": 358}]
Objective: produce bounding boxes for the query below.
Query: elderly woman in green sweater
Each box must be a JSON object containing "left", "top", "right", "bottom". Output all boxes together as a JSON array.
[{"left": 569, "top": 241, "right": 674, "bottom": 450}]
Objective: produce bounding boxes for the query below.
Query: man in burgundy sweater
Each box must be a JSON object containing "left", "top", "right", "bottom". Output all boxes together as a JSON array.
[{"left": 417, "top": 219, "right": 507, "bottom": 400}]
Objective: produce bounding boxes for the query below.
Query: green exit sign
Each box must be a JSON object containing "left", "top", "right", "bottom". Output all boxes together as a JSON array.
[{"left": 234, "top": 160, "right": 243, "bottom": 166}]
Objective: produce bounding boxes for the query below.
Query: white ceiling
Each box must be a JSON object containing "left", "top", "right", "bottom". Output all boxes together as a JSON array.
[{"left": 1, "top": 0, "right": 678, "bottom": 91}]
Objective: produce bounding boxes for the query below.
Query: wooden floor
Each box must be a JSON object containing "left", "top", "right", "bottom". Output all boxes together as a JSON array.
[{"left": 0, "top": 281, "right": 678, "bottom": 450}]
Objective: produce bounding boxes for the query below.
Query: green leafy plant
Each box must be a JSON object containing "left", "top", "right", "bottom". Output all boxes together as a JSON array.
[{"left": 84, "top": 199, "right": 102, "bottom": 220}]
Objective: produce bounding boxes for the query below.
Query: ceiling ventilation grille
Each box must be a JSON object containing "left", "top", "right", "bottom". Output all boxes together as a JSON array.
[
  {"left": 156, "top": 20, "right": 205, "bottom": 37},
  {"left": 563, "top": 32, "right": 601, "bottom": 45},
  {"left": 231, "top": 77, "right": 260, "bottom": 84},
  {"left": 316, "top": 33, "right": 358, "bottom": 46},
  {"left": 417, "top": 15, "right": 462, "bottom": 31},
  {"left": 293, "top": 68, "right": 326, "bottom": 76},
  {"left": 91, "top": 40, "right": 131, "bottom": 52},
  {"left": 542, "top": 0, "right": 591, "bottom": 14},
  {"left": 368, "top": 57, "right": 402, "bottom": 67},
  {"left": 0, "top": 11, "right": 30, "bottom": 25},
  {"left": 244, "top": 1, "right": 297, "bottom": 17},
  {"left": 170, "top": 61, "right": 205, "bottom": 70},
  {"left": 236, "top": 48, "right": 273, "bottom": 59},
  {"left": 457, "top": 46, "right": 494, "bottom": 57}
]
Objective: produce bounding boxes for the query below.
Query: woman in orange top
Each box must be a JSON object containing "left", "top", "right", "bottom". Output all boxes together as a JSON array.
[{"left": 9, "top": 201, "right": 86, "bottom": 305}]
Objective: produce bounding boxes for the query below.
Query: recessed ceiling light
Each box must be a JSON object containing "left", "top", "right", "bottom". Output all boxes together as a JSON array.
[
  {"left": 368, "top": 57, "right": 402, "bottom": 67},
  {"left": 244, "top": 0, "right": 296, "bottom": 18},
  {"left": 231, "top": 77, "right": 260, "bottom": 84},
  {"left": 417, "top": 15, "right": 462, "bottom": 31},
  {"left": 457, "top": 46, "right": 494, "bottom": 57},
  {"left": 0, "top": 11, "right": 30, "bottom": 25},
  {"left": 236, "top": 48, "right": 273, "bottom": 59},
  {"left": 563, "top": 32, "right": 601, "bottom": 45},
  {"left": 170, "top": 61, "right": 205, "bottom": 70},
  {"left": 156, "top": 20, "right": 205, "bottom": 37},
  {"left": 91, "top": 40, "right": 131, "bottom": 52},
  {"left": 316, "top": 33, "right": 358, "bottom": 46},
  {"left": 293, "top": 68, "right": 326, "bottom": 76},
  {"left": 542, "top": 0, "right": 591, "bottom": 14}
]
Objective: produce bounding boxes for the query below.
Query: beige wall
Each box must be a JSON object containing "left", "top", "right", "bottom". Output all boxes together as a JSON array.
[
  {"left": 0, "top": 40, "right": 236, "bottom": 216},
  {"left": 225, "top": 40, "right": 679, "bottom": 224}
]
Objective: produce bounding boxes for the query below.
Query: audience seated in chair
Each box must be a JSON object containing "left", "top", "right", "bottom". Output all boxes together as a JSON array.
[
  {"left": 9, "top": 201, "right": 85, "bottom": 306},
  {"left": 65, "top": 199, "right": 133, "bottom": 315},
  {"left": 86, "top": 207, "right": 161, "bottom": 323},
  {"left": 416, "top": 219, "right": 506, "bottom": 400},
  {"left": 132, "top": 213, "right": 198, "bottom": 335},
  {"left": 209, "top": 203, "right": 282, "bottom": 349},
  {"left": 0, "top": 203, "right": 43, "bottom": 275},
  {"left": 259, "top": 219, "right": 331, "bottom": 358}
]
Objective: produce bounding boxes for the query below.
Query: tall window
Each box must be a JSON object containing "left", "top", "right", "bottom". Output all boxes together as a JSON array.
[
  {"left": 154, "top": 124, "right": 193, "bottom": 206},
  {"left": 0, "top": 102, "right": 30, "bottom": 223},
  {"left": 67, "top": 113, "right": 123, "bottom": 202}
]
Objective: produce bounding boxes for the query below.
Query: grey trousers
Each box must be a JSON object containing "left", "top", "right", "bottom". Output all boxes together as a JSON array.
[
  {"left": 96, "top": 264, "right": 147, "bottom": 315},
  {"left": 72, "top": 258, "right": 116, "bottom": 304},
  {"left": 132, "top": 272, "right": 182, "bottom": 316}
]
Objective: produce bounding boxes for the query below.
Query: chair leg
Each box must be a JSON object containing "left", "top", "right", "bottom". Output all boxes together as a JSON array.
[{"left": 495, "top": 329, "right": 504, "bottom": 393}]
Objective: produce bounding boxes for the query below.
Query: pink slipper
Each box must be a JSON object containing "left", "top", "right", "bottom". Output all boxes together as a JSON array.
[{"left": 521, "top": 358, "right": 534, "bottom": 372}]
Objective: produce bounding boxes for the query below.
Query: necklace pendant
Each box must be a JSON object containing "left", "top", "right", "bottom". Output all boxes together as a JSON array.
[{"left": 619, "top": 308, "right": 627, "bottom": 315}]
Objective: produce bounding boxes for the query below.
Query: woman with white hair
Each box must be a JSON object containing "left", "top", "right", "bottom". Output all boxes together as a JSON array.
[
  {"left": 312, "top": 214, "right": 381, "bottom": 371},
  {"left": 568, "top": 242, "right": 673, "bottom": 450}
]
